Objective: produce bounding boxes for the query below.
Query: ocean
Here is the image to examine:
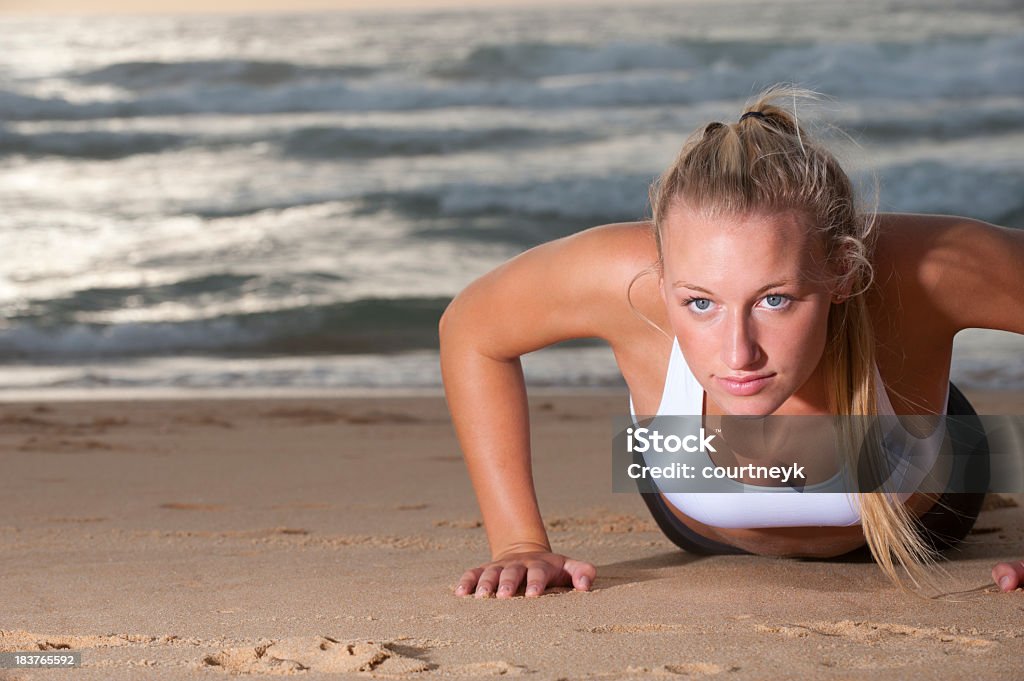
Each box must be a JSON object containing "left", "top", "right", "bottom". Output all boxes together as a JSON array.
[{"left": 1, "top": 0, "right": 1022, "bottom": 399}]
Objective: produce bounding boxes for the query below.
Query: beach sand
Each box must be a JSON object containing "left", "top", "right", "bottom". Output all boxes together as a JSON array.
[{"left": 1, "top": 390, "right": 1022, "bottom": 680}]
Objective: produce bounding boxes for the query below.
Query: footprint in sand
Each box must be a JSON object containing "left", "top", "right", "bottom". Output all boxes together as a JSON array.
[
  {"left": 0, "top": 413, "right": 60, "bottom": 431},
  {"left": 433, "top": 519, "right": 482, "bottom": 529},
  {"left": 980, "top": 494, "right": 1019, "bottom": 511},
  {"left": 755, "top": 620, "right": 996, "bottom": 650},
  {"left": 159, "top": 503, "right": 225, "bottom": 511},
  {"left": 261, "top": 407, "right": 421, "bottom": 425},
  {"left": 624, "top": 662, "right": 738, "bottom": 676},
  {"left": 344, "top": 411, "right": 421, "bottom": 425},
  {"left": 448, "top": 660, "right": 528, "bottom": 676},
  {"left": 580, "top": 624, "right": 689, "bottom": 634},
  {"left": 0, "top": 629, "right": 174, "bottom": 652},
  {"left": 17, "top": 437, "right": 114, "bottom": 452},
  {"left": 1, "top": 413, "right": 128, "bottom": 435},
  {"left": 261, "top": 407, "right": 345, "bottom": 424},
  {"left": 71, "top": 416, "right": 129, "bottom": 433},
  {"left": 202, "top": 637, "right": 432, "bottom": 675},
  {"left": 546, "top": 514, "right": 657, "bottom": 534},
  {"left": 173, "top": 414, "right": 235, "bottom": 429}
]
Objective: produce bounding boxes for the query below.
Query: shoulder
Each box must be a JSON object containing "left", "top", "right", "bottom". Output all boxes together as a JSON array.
[
  {"left": 530, "top": 220, "right": 666, "bottom": 341},
  {"left": 440, "top": 221, "right": 664, "bottom": 356},
  {"left": 873, "top": 213, "right": 1024, "bottom": 334},
  {"left": 549, "top": 220, "right": 658, "bottom": 270},
  {"left": 496, "top": 220, "right": 659, "bottom": 306}
]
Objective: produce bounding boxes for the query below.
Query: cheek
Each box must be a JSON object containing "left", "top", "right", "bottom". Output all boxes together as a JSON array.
[
  {"left": 666, "top": 307, "right": 701, "bottom": 345},
  {"left": 669, "top": 314, "right": 717, "bottom": 367},
  {"left": 768, "top": 307, "right": 831, "bottom": 363}
]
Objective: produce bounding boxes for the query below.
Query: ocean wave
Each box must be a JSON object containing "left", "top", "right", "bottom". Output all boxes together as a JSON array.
[
  {"left": 363, "top": 173, "right": 653, "bottom": 222},
  {"left": 6, "top": 273, "right": 266, "bottom": 321},
  {"left": 437, "top": 175, "right": 654, "bottom": 232},
  {"left": 878, "top": 162, "right": 1024, "bottom": 228},
  {"left": 0, "top": 296, "right": 450, "bottom": 361},
  {"left": 432, "top": 38, "right": 807, "bottom": 81},
  {"left": 0, "top": 125, "right": 186, "bottom": 159},
  {"left": 71, "top": 59, "right": 378, "bottom": 91},
  {"left": 278, "top": 124, "right": 594, "bottom": 158},
  {"left": 849, "top": 104, "right": 1024, "bottom": 143},
  {"left": 164, "top": 175, "right": 654, "bottom": 236},
  {"left": 175, "top": 196, "right": 364, "bottom": 221},
  {"left": 0, "top": 119, "right": 595, "bottom": 162},
  {"left": 800, "top": 37, "right": 1024, "bottom": 100},
  {"left": 0, "top": 344, "right": 624, "bottom": 395},
  {"left": 0, "top": 89, "right": 122, "bottom": 122},
  {"left": 5, "top": 34, "right": 1021, "bottom": 121}
]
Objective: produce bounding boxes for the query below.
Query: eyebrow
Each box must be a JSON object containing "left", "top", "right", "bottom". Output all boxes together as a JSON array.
[{"left": 672, "top": 280, "right": 797, "bottom": 296}]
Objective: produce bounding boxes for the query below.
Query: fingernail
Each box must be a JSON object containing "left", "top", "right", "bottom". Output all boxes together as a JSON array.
[
  {"left": 579, "top": 577, "right": 590, "bottom": 589},
  {"left": 525, "top": 586, "right": 539, "bottom": 596},
  {"left": 476, "top": 587, "right": 487, "bottom": 597},
  {"left": 999, "top": 576, "right": 1012, "bottom": 591},
  {"left": 498, "top": 585, "right": 510, "bottom": 594},
  {"left": 455, "top": 585, "right": 466, "bottom": 595}
]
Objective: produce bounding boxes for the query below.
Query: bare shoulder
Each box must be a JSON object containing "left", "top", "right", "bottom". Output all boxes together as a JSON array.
[
  {"left": 566, "top": 220, "right": 668, "bottom": 338},
  {"left": 440, "top": 221, "right": 664, "bottom": 359},
  {"left": 873, "top": 213, "right": 1024, "bottom": 334},
  {"left": 561, "top": 220, "right": 661, "bottom": 289}
]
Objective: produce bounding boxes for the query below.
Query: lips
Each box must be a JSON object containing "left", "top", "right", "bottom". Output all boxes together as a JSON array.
[{"left": 715, "top": 373, "right": 775, "bottom": 397}]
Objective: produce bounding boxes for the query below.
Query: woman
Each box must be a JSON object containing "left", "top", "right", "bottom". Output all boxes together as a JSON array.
[{"left": 438, "top": 85, "right": 1024, "bottom": 599}]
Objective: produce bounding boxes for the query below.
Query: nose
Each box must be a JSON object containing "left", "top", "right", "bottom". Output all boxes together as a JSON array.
[{"left": 721, "top": 310, "right": 761, "bottom": 370}]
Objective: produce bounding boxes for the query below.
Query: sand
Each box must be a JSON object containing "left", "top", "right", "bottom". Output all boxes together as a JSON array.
[{"left": 1, "top": 390, "right": 1023, "bottom": 680}]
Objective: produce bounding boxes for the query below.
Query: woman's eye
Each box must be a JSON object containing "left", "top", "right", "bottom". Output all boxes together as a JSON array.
[
  {"left": 685, "top": 298, "right": 713, "bottom": 313},
  {"left": 762, "top": 294, "right": 789, "bottom": 309}
]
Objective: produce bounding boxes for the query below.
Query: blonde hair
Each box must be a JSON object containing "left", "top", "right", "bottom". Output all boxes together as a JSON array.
[{"left": 643, "top": 84, "right": 942, "bottom": 593}]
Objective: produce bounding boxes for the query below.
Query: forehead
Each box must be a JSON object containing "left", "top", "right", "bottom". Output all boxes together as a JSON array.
[{"left": 660, "top": 206, "right": 827, "bottom": 287}]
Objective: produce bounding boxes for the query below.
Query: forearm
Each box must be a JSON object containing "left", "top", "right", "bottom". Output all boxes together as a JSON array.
[{"left": 440, "top": 332, "right": 551, "bottom": 559}]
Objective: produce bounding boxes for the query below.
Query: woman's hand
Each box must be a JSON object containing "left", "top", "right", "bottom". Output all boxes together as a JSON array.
[
  {"left": 454, "top": 551, "right": 596, "bottom": 599},
  {"left": 991, "top": 560, "right": 1024, "bottom": 592}
]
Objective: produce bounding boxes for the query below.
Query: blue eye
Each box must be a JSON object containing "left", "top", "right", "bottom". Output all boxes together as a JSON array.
[
  {"left": 684, "top": 297, "right": 713, "bottom": 313},
  {"left": 762, "top": 294, "right": 789, "bottom": 309}
]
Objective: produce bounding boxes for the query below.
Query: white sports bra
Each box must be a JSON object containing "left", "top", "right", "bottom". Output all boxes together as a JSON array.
[{"left": 628, "top": 338, "right": 948, "bottom": 529}]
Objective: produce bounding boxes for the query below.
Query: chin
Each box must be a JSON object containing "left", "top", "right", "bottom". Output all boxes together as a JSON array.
[{"left": 714, "top": 393, "right": 783, "bottom": 417}]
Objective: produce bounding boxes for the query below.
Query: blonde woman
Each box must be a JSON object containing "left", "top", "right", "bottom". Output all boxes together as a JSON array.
[{"left": 439, "top": 85, "right": 1024, "bottom": 599}]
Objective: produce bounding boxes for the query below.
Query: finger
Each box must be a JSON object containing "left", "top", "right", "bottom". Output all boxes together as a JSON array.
[
  {"left": 564, "top": 559, "right": 597, "bottom": 591},
  {"left": 524, "top": 564, "right": 549, "bottom": 598},
  {"left": 454, "top": 567, "right": 483, "bottom": 597},
  {"left": 475, "top": 565, "right": 503, "bottom": 598},
  {"left": 991, "top": 560, "right": 1024, "bottom": 592},
  {"left": 496, "top": 565, "right": 526, "bottom": 599}
]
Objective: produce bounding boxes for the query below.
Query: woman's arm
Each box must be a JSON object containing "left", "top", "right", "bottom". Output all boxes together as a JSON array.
[
  {"left": 881, "top": 214, "right": 1024, "bottom": 592},
  {"left": 439, "top": 223, "right": 649, "bottom": 597},
  {"left": 879, "top": 213, "right": 1024, "bottom": 335}
]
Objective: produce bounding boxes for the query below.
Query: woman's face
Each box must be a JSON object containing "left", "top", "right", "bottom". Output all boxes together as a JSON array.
[{"left": 659, "top": 205, "right": 838, "bottom": 416}]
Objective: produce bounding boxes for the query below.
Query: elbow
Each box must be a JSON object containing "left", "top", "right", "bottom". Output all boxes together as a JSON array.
[
  {"left": 439, "top": 293, "right": 490, "bottom": 360},
  {"left": 438, "top": 295, "right": 461, "bottom": 348}
]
